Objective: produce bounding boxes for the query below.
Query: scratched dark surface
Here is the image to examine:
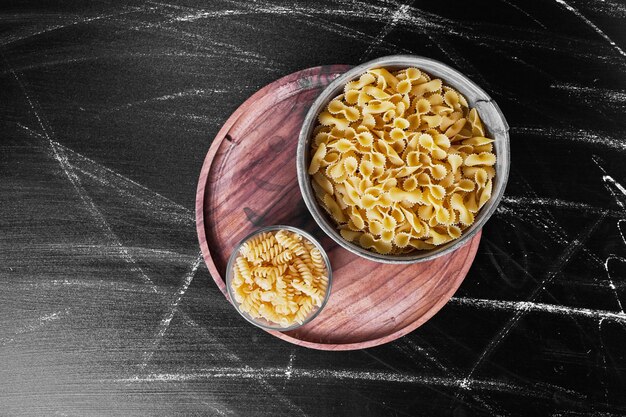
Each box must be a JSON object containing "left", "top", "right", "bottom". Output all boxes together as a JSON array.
[{"left": 1, "top": 0, "right": 626, "bottom": 416}]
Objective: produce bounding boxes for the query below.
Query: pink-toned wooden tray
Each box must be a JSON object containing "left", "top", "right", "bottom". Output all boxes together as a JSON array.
[{"left": 196, "top": 65, "right": 481, "bottom": 351}]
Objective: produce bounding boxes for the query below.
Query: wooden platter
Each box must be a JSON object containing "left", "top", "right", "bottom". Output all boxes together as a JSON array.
[{"left": 195, "top": 65, "right": 481, "bottom": 351}]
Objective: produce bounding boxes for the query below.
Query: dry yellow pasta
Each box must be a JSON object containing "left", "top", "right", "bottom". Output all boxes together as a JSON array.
[
  {"left": 231, "top": 229, "right": 329, "bottom": 327},
  {"left": 308, "top": 67, "right": 497, "bottom": 254}
]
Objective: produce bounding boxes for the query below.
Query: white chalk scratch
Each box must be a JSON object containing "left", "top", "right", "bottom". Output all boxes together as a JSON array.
[
  {"left": 604, "top": 255, "right": 626, "bottom": 314},
  {"left": 399, "top": 338, "right": 510, "bottom": 416},
  {"left": 499, "top": 195, "right": 623, "bottom": 218},
  {"left": 178, "top": 314, "right": 239, "bottom": 362},
  {"left": 406, "top": 2, "right": 620, "bottom": 65},
  {"left": 551, "top": 83, "right": 626, "bottom": 105},
  {"left": 108, "top": 88, "right": 230, "bottom": 111},
  {"left": 400, "top": 338, "right": 449, "bottom": 373},
  {"left": 280, "top": 351, "right": 297, "bottom": 395},
  {"left": 126, "top": 17, "right": 282, "bottom": 71},
  {"left": 0, "top": 7, "right": 151, "bottom": 48},
  {"left": 118, "top": 366, "right": 581, "bottom": 400},
  {"left": 158, "top": 0, "right": 623, "bottom": 67},
  {"left": 571, "top": 0, "right": 626, "bottom": 18},
  {"left": 403, "top": 4, "right": 494, "bottom": 88},
  {"left": 175, "top": 315, "right": 307, "bottom": 416},
  {"left": 197, "top": 402, "right": 232, "bottom": 417},
  {"left": 552, "top": 411, "right": 626, "bottom": 417},
  {"left": 0, "top": 51, "right": 246, "bottom": 76},
  {"left": 1, "top": 308, "right": 71, "bottom": 345},
  {"left": 8, "top": 66, "right": 158, "bottom": 292},
  {"left": 509, "top": 176, "right": 607, "bottom": 273},
  {"left": 597, "top": 318, "right": 610, "bottom": 402},
  {"left": 22, "top": 277, "right": 168, "bottom": 295},
  {"left": 592, "top": 158, "right": 626, "bottom": 314},
  {"left": 187, "top": 0, "right": 388, "bottom": 22},
  {"left": 598, "top": 168, "right": 626, "bottom": 313},
  {"left": 362, "top": 3, "right": 411, "bottom": 59},
  {"left": 593, "top": 157, "right": 626, "bottom": 209},
  {"left": 5, "top": 55, "right": 308, "bottom": 417},
  {"left": 458, "top": 212, "right": 606, "bottom": 392},
  {"left": 56, "top": 142, "right": 194, "bottom": 226},
  {"left": 512, "top": 126, "right": 626, "bottom": 153},
  {"left": 17, "top": 123, "right": 194, "bottom": 227},
  {"left": 140, "top": 253, "right": 203, "bottom": 369},
  {"left": 285, "top": 351, "right": 295, "bottom": 381},
  {"left": 27, "top": 242, "right": 197, "bottom": 265},
  {"left": 619, "top": 219, "right": 626, "bottom": 249},
  {"left": 40, "top": 310, "right": 68, "bottom": 323},
  {"left": 449, "top": 297, "right": 626, "bottom": 323},
  {"left": 15, "top": 121, "right": 305, "bottom": 417},
  {"left": 498, "top": 0, "right": 547, "bottom": 29},
  {"left": 554, "top": 0, "right": 626, "bottom": 58},
  {"left": 220, "top": 0, "right": 411, "bottom": 54},
  {"left": 602, "top": 175, "right": 626, "bottom": 210},
  {"left": 169, "top": 8, "right": 244, "bottom": 22}
]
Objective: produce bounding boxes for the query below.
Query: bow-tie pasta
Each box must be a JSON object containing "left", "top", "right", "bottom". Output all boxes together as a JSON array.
[{"left": 308, "top": 67, "right": 496, "bottom": 255}]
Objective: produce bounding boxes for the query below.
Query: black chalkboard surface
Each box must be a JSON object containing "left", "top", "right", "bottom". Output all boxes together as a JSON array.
[{"left": 1, "top": 0, "right": 625, "bottom": 415}]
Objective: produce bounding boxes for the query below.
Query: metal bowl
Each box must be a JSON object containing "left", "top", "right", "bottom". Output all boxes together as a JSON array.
[
  {"left": 296, "top": 55, "right": 510, "bottom": 264},
  {"left": 225, "top": 225, "right": 333, "bottom": 331}
]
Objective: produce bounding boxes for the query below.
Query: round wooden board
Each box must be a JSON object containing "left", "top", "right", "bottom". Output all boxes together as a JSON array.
[{"left": 196, "top": 65, "right": 482, "bottom": 351}]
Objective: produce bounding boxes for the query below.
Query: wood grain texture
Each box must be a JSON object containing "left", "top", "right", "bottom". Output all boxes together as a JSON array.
[{"left": 196, "top": 65, "right": 482, "bottom": 350}]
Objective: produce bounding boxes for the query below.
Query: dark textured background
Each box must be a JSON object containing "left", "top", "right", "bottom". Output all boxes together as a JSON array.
[{"left": 1, "top": 0, "right": 626, "bottom": 416}]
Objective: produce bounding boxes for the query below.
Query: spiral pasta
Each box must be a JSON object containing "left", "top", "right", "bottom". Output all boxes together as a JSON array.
[
  {"left": 231, "top": 229, "right": 329, "bottom": 328},
  {"left": 308, "top": 67, "right": 497, "bottom": 254}
]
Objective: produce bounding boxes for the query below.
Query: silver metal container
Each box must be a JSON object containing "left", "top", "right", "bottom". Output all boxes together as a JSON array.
[{"left": 296, "top": 55, "right": 510, "bottom": 264}]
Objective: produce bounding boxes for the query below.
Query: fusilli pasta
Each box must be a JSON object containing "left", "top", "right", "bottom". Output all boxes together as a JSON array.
[{"left": 231, "top": 229, "right": 329, "bottom": 328}]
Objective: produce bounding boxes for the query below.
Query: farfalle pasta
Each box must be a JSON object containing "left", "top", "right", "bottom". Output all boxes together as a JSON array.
[
  {"left": 231, "top": 230, "right": 329, "bottom": 327},
  {"left": 308, "top": 67, "right": 497, "bottom": 255}
]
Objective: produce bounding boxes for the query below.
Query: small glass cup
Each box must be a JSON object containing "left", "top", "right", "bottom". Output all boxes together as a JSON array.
[{"left": 225, "top": 225, "right": 333, "bottom": 331}]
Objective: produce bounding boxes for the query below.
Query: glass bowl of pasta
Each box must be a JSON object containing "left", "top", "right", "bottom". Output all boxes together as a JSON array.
[
  {"left": 297, "top": 55, "right": 510, "bottom": 264},
  {"left": 225, "top": 225, "right": 332, "bottom": 331}
]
